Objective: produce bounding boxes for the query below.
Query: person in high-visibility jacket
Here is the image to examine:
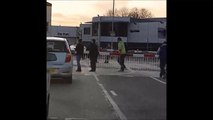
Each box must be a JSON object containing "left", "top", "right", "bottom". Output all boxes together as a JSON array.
[{"left": 117, "top": 37, "right": 126, "bottom": 72}]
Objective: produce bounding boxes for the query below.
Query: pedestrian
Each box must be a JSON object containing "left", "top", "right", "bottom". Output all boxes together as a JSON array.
[
  {"left": 117, "top": 37, "right": 126, "bottom": 72},
  {"left": 89, "top": 39, "right": 99, "bottom": 72},
  {"left": 75, "top": 39, "right": 84, "bottom": 72},
  {"left": 157, "top": 41, "right": 167, "bottom": 79},
  {"left": 117, "top": 56, "right": 127, "bottom": 69},
  {"left": 104, "top": 43, "right": 111, "bottom": 63}
]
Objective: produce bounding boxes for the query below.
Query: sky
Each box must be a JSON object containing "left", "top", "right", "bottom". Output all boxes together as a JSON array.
[{"left": 47, "top": 0, "right": 166, "bottom": 26}]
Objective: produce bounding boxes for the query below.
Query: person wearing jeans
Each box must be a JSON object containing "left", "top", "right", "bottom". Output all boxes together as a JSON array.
[{"left": 75, "top": 39, "right": 84, "bottom": 72}]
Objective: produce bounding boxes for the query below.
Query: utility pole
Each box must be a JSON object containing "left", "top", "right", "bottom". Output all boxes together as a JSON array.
[
  {"left": 111, "top": 0, "right": 115, "bottom": 49},
  {"left": 147, "top": 22, "right": 149, "bottom": 51}
]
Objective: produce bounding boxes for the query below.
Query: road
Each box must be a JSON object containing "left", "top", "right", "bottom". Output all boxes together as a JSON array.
[{"left": 48, "top": 63, "right": 166, "bottom": 120}]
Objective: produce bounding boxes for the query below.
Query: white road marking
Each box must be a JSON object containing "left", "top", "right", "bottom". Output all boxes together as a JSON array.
[
  {"left": 92, "top": 73, "right": 127, "bottom": 120},
  {"left": 150, "top": 76, "right": 167, "bottom": 85},
  {"left": 93, "top": 73, "right": 99, "bottom": 81},
  {"left": 110, "top": 90, "right": 118, "bottom": 96}
]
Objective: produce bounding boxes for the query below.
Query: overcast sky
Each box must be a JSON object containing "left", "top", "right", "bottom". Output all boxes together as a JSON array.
[{"left": 47, "top": 0, "right": 166, "bottom": 26}]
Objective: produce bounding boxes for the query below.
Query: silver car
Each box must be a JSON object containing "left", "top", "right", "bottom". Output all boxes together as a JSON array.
[
  {"left": 47, "top": 52, "right": 57, "bottom": 117},
  {"left": 47, "top": 37, "right": 73, "bottom": 83}
]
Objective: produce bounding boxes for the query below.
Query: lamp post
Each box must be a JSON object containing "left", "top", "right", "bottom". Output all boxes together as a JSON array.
[
  {"left": 146, "top": 22, "right": 149, "bottom": 51},
  {"left": 98, "top": 15, "right": 101, "bottom": 47},
  {"left": 111, "top": 0, "right": 115, "bottom": 49}
]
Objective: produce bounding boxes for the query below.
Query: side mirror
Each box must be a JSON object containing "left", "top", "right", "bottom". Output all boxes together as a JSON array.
[{"left": 47, "top": 52, "right": 57, "bottom": 61}]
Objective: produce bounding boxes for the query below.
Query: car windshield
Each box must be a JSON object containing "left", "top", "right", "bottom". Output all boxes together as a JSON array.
[{"left": 47, "top": 40, "right": 66, "bottom": 52}]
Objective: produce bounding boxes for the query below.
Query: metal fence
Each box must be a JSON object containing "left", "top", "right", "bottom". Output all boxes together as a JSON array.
[{"left": 75, "top": 52, "right": 160, "bottom": 71}]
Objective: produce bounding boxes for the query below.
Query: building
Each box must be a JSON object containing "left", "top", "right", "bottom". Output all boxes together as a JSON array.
[
  {"left": 46, "top": 2, "right": 52, "bottom": 36},
  {"left": 80, "top": 16, "right": 166, "bottom": 51},
  {"left": 50, "top": 26, "right": 80, "bottom": 45},
  {"left": 47, "top": 2, "right": 79, "bottom": 44}
]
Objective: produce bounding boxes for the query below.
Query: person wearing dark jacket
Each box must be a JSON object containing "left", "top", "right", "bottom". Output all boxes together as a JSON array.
[
  {"left": 157, "top": 41, "right": 167, "bottom": 78},
  {"left": 89, "top": 39, "right": 99, "bottom": 72},
  {"left": 75, "top": 39, "right": 84, "bottom": 72}
]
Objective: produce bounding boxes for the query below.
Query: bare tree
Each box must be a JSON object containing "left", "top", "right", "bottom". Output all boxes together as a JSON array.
[
  {"left": 105, "top": 8, "right": 119, "bottom": 16},
  {"left": 139, "top": 8, "right": 153, "bottom": 18},
  {"left": 128, "top": 7, "right": 140, "bottom": 18},
  {"left": 118, "top": 7, "right": 129, "bottom": 17},
  {"left": 105, "top": 9, "right": 113, "bottom": 16},
  {"left": 114, "top": 9, "right": 119, "bottom": 16},
  {"left": 104, "top": 7, "right": 153, "bottom": 18}
]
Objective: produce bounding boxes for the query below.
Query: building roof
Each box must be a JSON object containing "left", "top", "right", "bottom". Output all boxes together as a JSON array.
[
  {"left": 84, "top": 21, "right": 92, "bottom": 23},
  {"left": 80, "top": 16, "right": 166, "bottom": 26},
  {"left": 92, "top": 16, "right": 131, "bottom": 22},
  {"left": 47, "top": 2, "right": 52, "bottom": 6},
  {"left": 130, "top": 17, "right": 166, "bottom": 23}
]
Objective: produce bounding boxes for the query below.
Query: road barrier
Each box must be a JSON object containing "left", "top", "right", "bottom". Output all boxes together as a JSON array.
[{"left": 78, "top": 51, "right": 160, "bottom": 71}]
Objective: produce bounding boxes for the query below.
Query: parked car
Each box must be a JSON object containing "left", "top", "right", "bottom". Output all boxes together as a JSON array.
[
  {"left": 46, "top": 70, "right": 50, "bottom": 117},
  {"left": 46, "top": 52, "right": 57, "bottom": 117},
  {"left": 47, "top": 37, "right": 73, "bottom": 83}
]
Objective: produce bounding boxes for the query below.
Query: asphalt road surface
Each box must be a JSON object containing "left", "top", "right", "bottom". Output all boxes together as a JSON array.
[{"left": 48, "top": 65, "right": 166, "bottom": 120}]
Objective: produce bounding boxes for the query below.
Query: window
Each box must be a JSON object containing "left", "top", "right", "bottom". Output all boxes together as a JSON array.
[
  {"left": 47, "top": 41, "right": 66, "bottom": 52},
  {"left": 100, "top": 22, "right": 112, "bottom": 36},
  {"left": 130, "top": 30, "right": 140, "bottom": 32},
  {"left": 100, "top": 22, "right": 128, "bottom": 37},
  {"left": 92, "top": 23, "right": 98, "bottom": 36},
  {"left": 84, "top": 27, "right": 90, "bottom": 35},
  {"left": 114, "top": 22, "right": 128, "bottom": 37},
  {"left": 158, "top": 28, "right": 166, "bottom": 39}
]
